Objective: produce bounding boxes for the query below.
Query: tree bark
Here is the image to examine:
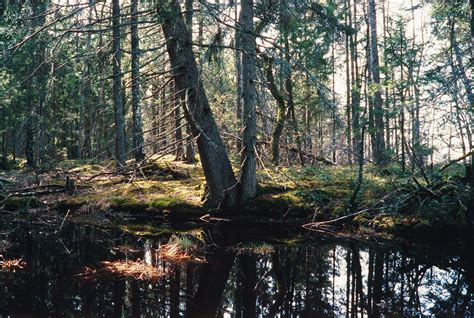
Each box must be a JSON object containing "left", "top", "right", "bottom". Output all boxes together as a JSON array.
[
  {"left": 345, "top": 0, "right": 352, "bottom": 164},
  {"left": 235, "top": 0, "right": 243, "bottom": 154},
  {"left": 174, "top": 79, "right": 185, "bottom": 161},
  {"left": 368, "top": 0, "right": 386, "bottom": 165},
  {"left": 160, "top": 0, "right": 239, "bottom": 208},
  {"left": 470, "top": 0, "right": 474, "bottom": 205},
  {"left": 263, "top": 55, "right": 286, "bottom": 165},
  {"left": 350, "top": 0, "right": 361, "bottom": 163},
  {"left": 131, "top": 0, "right": 145, "bottom": 162},
  {"left": 112, "top": 0, "right": 126, "bottom": 167},
  {"left": 184, "top": 0, "right": 196, "bottom": 164},
  {"left": 239, "top": 0, "right": 258, "bottom": 200}
]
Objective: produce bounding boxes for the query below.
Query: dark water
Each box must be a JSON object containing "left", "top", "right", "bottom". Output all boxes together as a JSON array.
[{"left": 0, "top": 220, "right": 473, "bottom": 317}]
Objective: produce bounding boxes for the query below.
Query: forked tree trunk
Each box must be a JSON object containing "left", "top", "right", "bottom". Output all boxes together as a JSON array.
[{"left": 160, "top": 0, "right": 239, "bottom": 208}]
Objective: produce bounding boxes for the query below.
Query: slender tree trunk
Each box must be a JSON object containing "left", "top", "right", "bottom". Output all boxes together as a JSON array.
[
  {"left": 470, "top": 0, "right": 474, "bottom": 204},
  {"left": 382, "top": 0, "right": 391, "bottom": 152},
  {"left": 345, "top": 0, "right": 352, "bottom": 164},
  {"left": 239, "top": 0, "right": 257, "bottom": 200},
  {"left": 185, "top": 0, "right": 196, "bottom": 163},
  {"left": 170, "top": 266, "right": 180, "bottom": 318},
  {"left": 25, "top": 110, "right": 35, "bottom": 168},
  {"left": 350, "top": 0, "right": 361, "bottom": 162},
  {"left": 235, "top": 0, "right": 243, "bottom": 154},
  {"left": 400, "top": 40, "right": 406, "bottom": 172},
  {"left": 239, "top": 254, "right": 257, "bottom": 317},
  {"left": 0, "top": 106, "right": 6, "bottom": 168},
  {"left": 332, "top": 43, "right": 337, "bottom": 163},
  {"left": 263, "top": 55, "right": 287, "bottom": 165},
  {"left": 112, "top": 0, "right": 126, "bottom": 167},
  {"left": 368, "top": 0, "right": 386, "bottom": 164},
  {"left": 283, "top": 27, "right": 304, "bottom": 166},
  {"left": 131, "top": 0, "right": 145, "bottom": 162},
  {"left": 174, "top": 80, "right": 185, "bottom": 161},
  {"left": 160, "top": 0, "right": 239, "bottom": 207}
]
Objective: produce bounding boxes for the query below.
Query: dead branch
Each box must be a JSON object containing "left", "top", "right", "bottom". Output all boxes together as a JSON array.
[{"left": 440, "top": 150, "right": 474, "bottom": 172}]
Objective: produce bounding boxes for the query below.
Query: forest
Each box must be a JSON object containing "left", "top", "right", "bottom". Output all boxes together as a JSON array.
[{"left": 0, "top": 0, "right": 473, "bottom": 316}]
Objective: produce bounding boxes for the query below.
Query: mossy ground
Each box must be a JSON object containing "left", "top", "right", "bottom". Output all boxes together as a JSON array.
[{"left": 1, "top": 156, "right": 472, "bottom": 242}]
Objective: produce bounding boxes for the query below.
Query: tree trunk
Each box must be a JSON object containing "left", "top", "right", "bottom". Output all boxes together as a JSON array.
[
  {"left": 184, "top": 0, "right": 196, "bottom": 164},
  {"left": 239, "top": 254, "right": 257, "bottom": 317},
  {"left": 239, "top": 0, "right": 258, "bottom": 200},
  {"left": 112, "top": 0, "right": 126, "bottom": 167},
  {"left": 174, "top": 79, "right": 185, "bottom": 161},
  {"left": 187, "top": 249, "right": 236, "bottom": 317},
  {"left": 350, "top": 0, "right": 361, "bottom": 163},
  {"left": 399, "top": 39, "right": 406, "bottom": 172},
  {"left": 160, "top": 0, "right": 239, "bottom": 208},
  {"left": 282, "top": 8, "right": 304, "bottom": 166},
  {"left": 263, "top": 55, "right": 286, "bottom": 165},
  {"left": 235, "top": 0, "right": 243, "bottom": 154},
  {"left": 345, "top": 0, "right": 352, "bottom": 164},
  {"left": 368, "top": 0, "right": 386, "bottom": 165},
  {"left": 470, "top": 0, "right": 474, "bottom": 205},
  {"left": 131, "top": 0, "right": 145, "bottom": 162}
]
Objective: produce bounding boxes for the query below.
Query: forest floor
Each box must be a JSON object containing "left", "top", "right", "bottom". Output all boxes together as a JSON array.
[{"left": 0, "top": 155, "right": 472, "bottom": 243}]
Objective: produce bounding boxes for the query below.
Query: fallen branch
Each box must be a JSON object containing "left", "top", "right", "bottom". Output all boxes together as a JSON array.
[
  {"left": 303, "top": 209, "right": 368, "bottom": 231},
  {"left": 439, "top": 150, "right": 474, "bottom": 172}
]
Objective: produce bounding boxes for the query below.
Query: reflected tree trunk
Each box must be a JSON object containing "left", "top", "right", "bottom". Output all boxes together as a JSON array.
[
  {"left": 170, "top": 266, "right": 181, "bottom": 318},
  {"left": 239, "top": 254, "right": 257, "bottom": 317},
  {"left": 187, "top": 249, "right": 236, "bottom": 317}
]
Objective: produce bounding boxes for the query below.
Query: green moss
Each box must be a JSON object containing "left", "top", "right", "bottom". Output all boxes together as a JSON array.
[
  {"left": 1, "top": 196, "right": 40, "bottom": 211},
  {"left": 109, "top": 196, "right": 149, "bottom": 212},
  {"left": 148, "top": 195, "right": 183, "bottom": 209},
  {"left": 295, "top": 188, "right": 331, "bottom": 204}
]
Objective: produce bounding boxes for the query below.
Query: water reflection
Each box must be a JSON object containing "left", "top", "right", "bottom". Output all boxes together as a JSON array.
[{"left": 0, "top": 221, "right": 472, "bottom": 317}]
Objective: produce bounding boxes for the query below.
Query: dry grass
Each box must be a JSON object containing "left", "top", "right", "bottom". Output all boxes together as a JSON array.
[
  {"left": 100, "top": 259, "right": 165, "bottom": 281},
  {"left": 0, "top": 255, "right": 25, "bottom": 272},
  {"left": 234, "top": 243, "right": 275, "bottom": 255},
  {"left": 158, "top": 235, "right": 206, "bottom": 264}
]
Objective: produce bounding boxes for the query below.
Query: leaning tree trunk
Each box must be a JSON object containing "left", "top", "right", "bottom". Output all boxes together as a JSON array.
[
  {"left": 159, "top": 0, "right": 239, "bottom": 208},
  {"left": 239, "top": 0, "right": 257, "bottom": 200},
  {"left": 112, "top": 0, "right": 126, "bottom": 167},
  {"left": 131, "top": 0, "right": 145, "bottom": 162}
]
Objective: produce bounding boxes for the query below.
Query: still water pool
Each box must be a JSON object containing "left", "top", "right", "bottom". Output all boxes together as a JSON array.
[{"left": 0, "top": 220, "right": 472, "bottom": 317}]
